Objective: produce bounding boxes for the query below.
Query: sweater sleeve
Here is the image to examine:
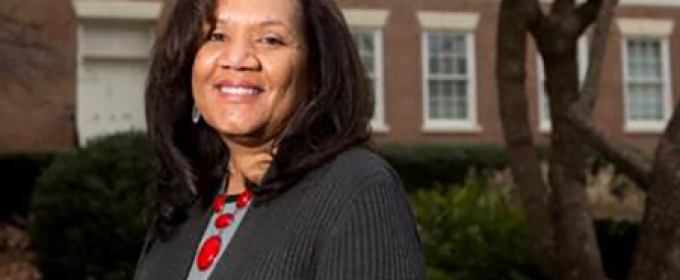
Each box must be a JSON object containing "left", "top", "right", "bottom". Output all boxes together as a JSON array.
[{"left": 315, "top": 171, "right": 428, "bottom": 280}]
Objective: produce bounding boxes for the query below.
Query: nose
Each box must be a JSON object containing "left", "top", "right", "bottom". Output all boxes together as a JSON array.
[{"left": 217, "top": 38, "right": 260, "bottom": 71}]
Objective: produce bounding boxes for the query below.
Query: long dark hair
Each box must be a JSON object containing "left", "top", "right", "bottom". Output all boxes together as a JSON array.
[{"left": 145, "top": 0, "right": 373, "bottom": 240}]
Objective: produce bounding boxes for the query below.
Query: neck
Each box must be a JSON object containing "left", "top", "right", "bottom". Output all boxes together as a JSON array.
[{"left": 224, "top": 140, "right": 275, "bottom": 195}]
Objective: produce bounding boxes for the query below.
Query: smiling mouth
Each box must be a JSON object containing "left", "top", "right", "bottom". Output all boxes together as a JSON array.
[{"left": 217, "top": 86, "right": 263, "bottom": 96}]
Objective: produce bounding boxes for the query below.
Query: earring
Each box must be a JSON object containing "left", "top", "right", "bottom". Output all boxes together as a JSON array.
[{"left": 192, "top": 104, "right": 201, "bottom": 124}]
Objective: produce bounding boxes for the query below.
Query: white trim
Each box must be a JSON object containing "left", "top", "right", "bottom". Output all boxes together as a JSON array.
[
  {"left": 491, "top": 0, "right": 680, "bottom": 7},
  {"left": 74, "top": 1, "right": 162, "bottom": 20},
  {"left": 78, "top": 20, "right": 155, "bottom": 59},
  {"left": 351, "top": 28, "right": 389, "bottom": 133},
  {"left": 372, "top": 123, "right": 390, "bottom": 133},
  {"left": 422, "top": 124, "right": 482, "bottom": 133},
  {"left": 371, "top": 29, "right": 388, "bottom": 132},
  {"left": 417, "top": 12, "right": 480, "bottom": 31},
  {"left": 618, "top": 19, "right": 675, "bottom": 37},
  {"left": 621, "top": 36, "right": 673, "bottom": 133},
  {"left": 421, "top": 31, "right": 480, "bottom": 132},
  {"left": 342, "top": 9, "right": 389, "bottom": 28},
  {"left": 617, "top": 0, "right": 680, "bottom": 6}
]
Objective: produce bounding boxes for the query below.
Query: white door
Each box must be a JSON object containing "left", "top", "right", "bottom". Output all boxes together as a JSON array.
[
  {"left": 77, "top": 58, "right": 148, "bottom": 144},
  {"left": 76, "top": 20, "right": 153, "bottom": 145}
]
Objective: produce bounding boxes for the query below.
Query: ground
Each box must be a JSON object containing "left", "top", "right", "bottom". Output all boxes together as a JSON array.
[{"left": 0, "top": 217, "right": 40, "bottom": 280}]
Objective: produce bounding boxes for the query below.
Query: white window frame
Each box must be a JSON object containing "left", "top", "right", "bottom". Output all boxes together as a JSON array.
[
  {"left": 490, "top": 0, "right": 680, "bottom": 7},
  {"left": 419, "top": 12, "right": 481, "bottom": 132},
  {"left": 618, "top": 18, "right": 674, "bottom": 133},
  {"left": 537, "top": 36, "right": 589, "bottom": 132},
  {"left": 343, "top": 9, "right": 389, "bottom": 133},
  {"left": 74, "top": 0, "right": 161, "bottom": 20}
]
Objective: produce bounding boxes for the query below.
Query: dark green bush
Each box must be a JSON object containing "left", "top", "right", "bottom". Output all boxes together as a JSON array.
[
  {"left": 0, "top": 152, "right": 55, "bottom": 220},
  {"left": 30, "top": 132, "right": 151, "bottom": 280},
  {"left": 377, "top": 144, "right": 508, "bottom": 191},
  {"left": 410, "top": 173, "right": 545, "bottom": 280}
]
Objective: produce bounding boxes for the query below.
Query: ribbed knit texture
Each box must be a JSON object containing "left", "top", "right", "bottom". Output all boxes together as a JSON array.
[{"left": 134, "top": 147, "right": 427, "bottom": 280}]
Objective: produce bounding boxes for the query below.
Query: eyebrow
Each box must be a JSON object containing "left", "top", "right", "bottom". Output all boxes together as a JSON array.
[{"left": 216, "top": 16, "right": 291, "bottom": 29}]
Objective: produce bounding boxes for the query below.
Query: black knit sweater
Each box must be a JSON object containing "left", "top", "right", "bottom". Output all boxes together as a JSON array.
[{"left": 134, "top": 147, "right": 427, "bottom": 280}]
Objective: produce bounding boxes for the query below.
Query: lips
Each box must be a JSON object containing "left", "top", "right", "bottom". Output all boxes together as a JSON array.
[{"left": 214, "top": 81, "right": 264, "bottom": 96}]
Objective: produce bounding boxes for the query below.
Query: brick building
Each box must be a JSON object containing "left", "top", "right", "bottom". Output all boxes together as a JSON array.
[{"left": 1, "top": 0, "right": 679, "bottom": 151}]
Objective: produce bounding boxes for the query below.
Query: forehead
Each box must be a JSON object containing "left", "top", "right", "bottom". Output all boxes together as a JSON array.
[{"left": 213, "top": 0, "right": 301, "bottom": 27}]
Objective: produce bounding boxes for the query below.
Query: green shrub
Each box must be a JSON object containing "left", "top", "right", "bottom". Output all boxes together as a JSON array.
[
  {"left": 410, "top": 173, "right": 544, "bottom": 280},
  {"left": 0, "top": 152, "right": 55, "bottom": 220},
  {"left": 377, "top": 144, "right": 508, "bottom": 192},
  {"left": 30, "top": 132, "right": 151, "bottom": 280}
]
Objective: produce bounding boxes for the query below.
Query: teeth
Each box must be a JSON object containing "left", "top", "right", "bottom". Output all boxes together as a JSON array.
[{"left": 218, "top": 86, "right": 259, "bottom": 95}]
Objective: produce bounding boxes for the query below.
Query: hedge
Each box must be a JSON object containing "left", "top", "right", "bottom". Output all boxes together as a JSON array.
[
  {"left": 30, "top": 132, "right": 151, "bottom": 280},
  {"left": 24, "top": 133, "right": 640, "bottom": 280},
  {"left": 0, "top": 152, "right": 55, "bottom": 220},
  {"left": 377, "top": 143, "right": 509, "bottom": 191}
]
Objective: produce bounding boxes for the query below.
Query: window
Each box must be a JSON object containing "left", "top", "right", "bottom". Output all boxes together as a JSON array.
[
  {"left": 351, "top": 29, "right": 386, "bottom": 131},
  {"left": 537, "top": 37, "right": 589, "bottom": 131},
  {"left": 343, "top": 9, "right": 389, "bottom": 132},
  {"left": 419, "top": 12, "right": 480, "bottom": 131},
  {"left": 618, "top": 18, "right": 674, "bottom": 132},
  {"left": 623, "top": 38, "right": 671, "bottom": 130}
]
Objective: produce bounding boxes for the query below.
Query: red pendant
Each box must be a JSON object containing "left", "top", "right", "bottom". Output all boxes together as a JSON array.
[
  {"left": 213, "top": 195, "right": 226, "bottom": 212},
  {"left": 236, "top": 191, "right": 253, "bottom": 208},
  {"left": 215, "top": 213, "right": 234, "bottom": 228},
  {"left": 197, "top": 235, "right": 222, "bottom": 270}
]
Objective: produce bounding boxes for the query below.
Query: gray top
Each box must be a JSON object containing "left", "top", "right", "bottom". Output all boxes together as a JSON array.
[
  {"left": 186, "top": 198, "right": 250, "bottom": 280},
  {"left": 134, "top": 147, "right": 427, "bottom": 280}
]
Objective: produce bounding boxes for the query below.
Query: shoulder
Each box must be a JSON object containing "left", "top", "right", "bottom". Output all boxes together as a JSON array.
[{"left": 316, "top": 147, "right": 402, "bottom": 195}]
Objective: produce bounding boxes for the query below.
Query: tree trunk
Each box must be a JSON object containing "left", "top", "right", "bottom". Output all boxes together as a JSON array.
[
  {"left": 629, "top": 103, "right": 680, "bottom": 280},
  {"left": 543, "top": 47, "right": 606, "bottom": 280},
  {"left": 496, "top": 1, "right": 557, "bottom": 278},
  {"left": 497, "top": 0, "right": 608, "bottom": 279}
]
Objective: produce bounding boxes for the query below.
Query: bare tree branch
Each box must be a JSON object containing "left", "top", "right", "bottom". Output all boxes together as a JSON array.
[
  {"left": 575, "top": 0, "right": 603, "bottom": 35},
  {"left": 567, "top": 108, "right": 652, "bottom": 189},
  {"left": 579, "top": 0, "right": 617, "bottom": 107},
  {"left": 565, "top": 0, "right": 652, "bottom": 190},
  {"left": 551, "top": 0, "right": 576, "bottom": 17}
]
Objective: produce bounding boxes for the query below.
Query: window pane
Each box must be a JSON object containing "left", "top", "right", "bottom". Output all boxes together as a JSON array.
[
  {"left": 540, "top": 92, "right": 550, "bottom": 121},
  {"left": 429, "top": 57, "right": 440, "bottom": 74},
  {"left": 627, "top": 39, "right": 662, "bottom": 79},
  {"left": 362, "top": 54, "right": 375, "bottom": 74},
  {"left": 351, "top": 29, "right": 382, "bottom": 124},
  {"left": 428, "top": 80, "right": 468, "bottom": 120},
  {"left": 625, "top": 37, "right": 666, "bottom": 124},
  {"left": 427, "top": 31, "right": 470, "bottom": 122},
  {"left": 627, "top": 83, "right": 664, "bottom": 121},
  {"left": 453, "top": 81, "right": 468, "bottom": 119},
  {"left": 428, "top": 34, "right": 440, "bottom": 54},
  {"left": 428, "top": 80, "right": 442, "bottom": 119}
]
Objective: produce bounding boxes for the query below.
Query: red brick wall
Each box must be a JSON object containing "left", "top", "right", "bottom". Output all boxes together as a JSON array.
[
  {"left": 2, "top": 0, "right": 677, "bottom": 152},
  {"left": 336, "top": 0, "right": 680, "bottom": 153},
  {"left": 0, "top": 0, "right": 76, "bottom": 152}
]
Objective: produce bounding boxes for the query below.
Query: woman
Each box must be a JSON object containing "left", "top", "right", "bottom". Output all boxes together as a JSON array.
[{"left": 134, "top": 0, "right": 426, "bottom": 278}]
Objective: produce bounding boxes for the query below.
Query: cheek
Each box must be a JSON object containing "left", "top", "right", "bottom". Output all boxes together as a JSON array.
[
  {"left": 269, "top": 55, "right": 307, "bottom": 97},
  {"left": 192, "top": 47, "right": 221, "bottom": 90}
]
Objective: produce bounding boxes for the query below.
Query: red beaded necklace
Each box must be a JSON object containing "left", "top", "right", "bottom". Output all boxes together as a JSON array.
[{"left": 195, "top": 189, "right": 254, "bottom": 271}]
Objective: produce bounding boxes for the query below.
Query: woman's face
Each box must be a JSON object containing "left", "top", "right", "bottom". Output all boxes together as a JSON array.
[{"left": 192, "top": 0, "right": 308, "bottom": 146}]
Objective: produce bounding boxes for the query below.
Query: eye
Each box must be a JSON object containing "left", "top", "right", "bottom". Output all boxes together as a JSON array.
[
  {"left": 258, "top": 35, "right": 284, "bottom": 46},
  {"left": 207, "top": 32, "right": 226, "bottom": 42}
]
